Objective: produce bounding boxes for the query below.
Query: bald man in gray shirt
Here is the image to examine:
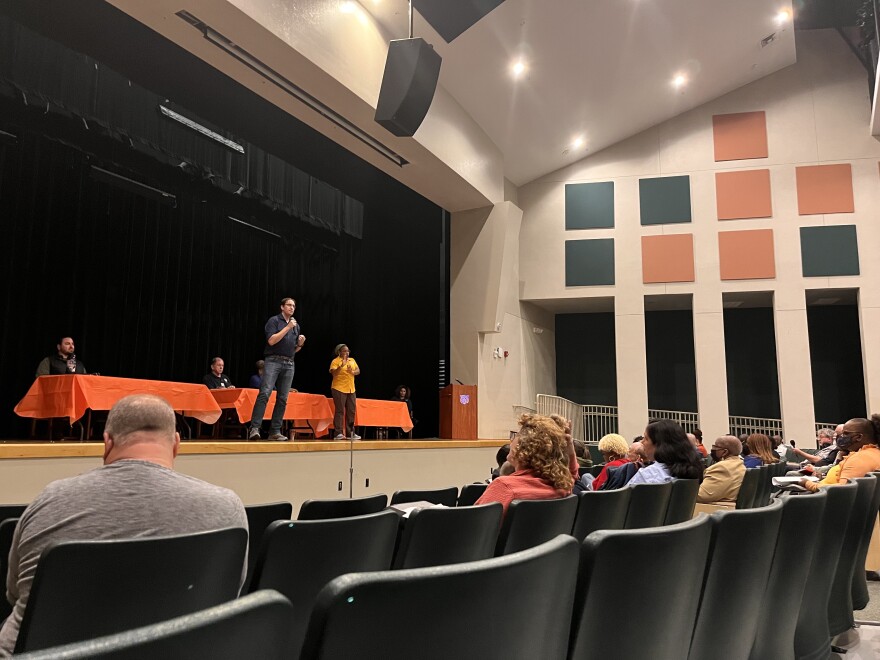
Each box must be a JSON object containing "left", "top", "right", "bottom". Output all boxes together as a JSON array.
[{"left": 0, "top": 395, "right": 248, "bottom": 657}]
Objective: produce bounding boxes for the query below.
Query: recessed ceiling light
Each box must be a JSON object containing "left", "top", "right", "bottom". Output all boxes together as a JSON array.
[
  {"left": 672, "top": 73, "right": 687, "bottom": 89},
  {"left": 510, "top": 60, "right": 526, "bottom": 78},
  {"left": 775, "top": 8, "right": 791, "bottom": 24},
  {"left": 572, "top": 136, "right": 585, "bottom": 149}
]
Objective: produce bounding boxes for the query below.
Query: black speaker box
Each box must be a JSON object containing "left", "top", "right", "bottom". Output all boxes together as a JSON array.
[{"left": 374, "top": 38, "right": 441, "bottom": 138}]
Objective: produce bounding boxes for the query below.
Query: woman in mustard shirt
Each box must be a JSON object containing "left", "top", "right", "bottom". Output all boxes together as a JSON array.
[{"left": 330, "top": 344, "right": 360, "bottom": 440}]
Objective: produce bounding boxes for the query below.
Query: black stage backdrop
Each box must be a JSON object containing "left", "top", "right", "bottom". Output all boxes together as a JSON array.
[{"left": 0, "top": 9, "right": 447, "bottom": 439}]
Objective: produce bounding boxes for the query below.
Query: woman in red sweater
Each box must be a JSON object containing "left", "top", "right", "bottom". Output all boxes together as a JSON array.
[{"left": 476, "top": 413, "right": 578, "bottom": 515}]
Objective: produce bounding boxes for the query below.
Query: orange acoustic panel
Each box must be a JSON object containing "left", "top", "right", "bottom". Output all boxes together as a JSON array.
[
  {"left": 715, "top": 169, "right": 772, "bottom": 220},
  {"left": 641, "top": 234, "right": 695, "bottom": 284},
  {"left": 718, "top": 229, "right": 775, "bottom": 280},
  {"left": 712, "top": 111, "right": 769, "bottom": 161},
  {"left": 796, "top": 163, "right": 854, "bottom": 215}
]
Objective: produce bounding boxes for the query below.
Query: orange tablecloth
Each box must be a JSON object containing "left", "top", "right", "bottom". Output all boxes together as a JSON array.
[
  {"left": 327, "top": 398, "right": 413, "bottom": 432},
  {"left": 14, "top": 375, "right": 222, "bottom": 425},
  {"left": 210, "top": 389, "right": 333, "bottom": 433}
]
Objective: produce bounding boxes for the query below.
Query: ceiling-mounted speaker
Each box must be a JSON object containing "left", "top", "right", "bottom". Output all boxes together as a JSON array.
[
  {"left": 412, "top": 0, "right": 506, "bottom": 43},
  {"left": 374, "top": 38, "right": 441, "bottom": 138}
]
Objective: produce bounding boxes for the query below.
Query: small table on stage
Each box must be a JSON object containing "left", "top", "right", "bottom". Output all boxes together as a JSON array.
[
  {"left": 325, "top": 398, "right": 413, "bottom": 438},
  {"left": 209, "top": 389, "right": 333, "bottom": 437},
  {"left": 14, "top": 375, "right": 223, "bottom": 439}
]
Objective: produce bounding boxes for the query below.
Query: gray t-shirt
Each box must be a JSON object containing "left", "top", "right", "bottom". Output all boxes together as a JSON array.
[{"left": 0, "top": 460, "right": 248, "bottom": 656}]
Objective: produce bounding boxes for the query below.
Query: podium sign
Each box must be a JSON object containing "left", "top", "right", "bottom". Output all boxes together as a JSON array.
[{"left": 439, "top": 384, "right": 477, "bottom": 439}]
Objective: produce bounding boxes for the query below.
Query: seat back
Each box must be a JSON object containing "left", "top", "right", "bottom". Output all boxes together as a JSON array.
[
  {"left": 457, "top": 483, "right": 487, "bottom": 507},
  {"left": 390, "top": 487, "right": 458, "bottom": 507},
  {"left": 248, "top": 510, "right": 399, "bottom": 656},
  {"left": 735, "top": 468, "right": 760, "bottom": 509},
  {"left": 852, "top": 471, "right": 880, "bottom": 611},
  {"left": 495, "top": 495, "right": 577, "bottom": 556},
  {"left": 243, "top": 502, "right": 293, "bottom": 591},
  {"left": 14, "top": 590, "right": 293, "bottom": 660},
  {"left": 624, "top": 482, "right": 673, "bottom": 529},
  {"left": 393, "top": 503, "right": 502, "bottom": 569},
  {"left": 571, "top": 488, "right": 630, "bottom": 542},
  {"left": 0, "top": 505, "right": 27, "bottom": 522},
  {"left": 664, "top": 479, "right": 699, "bottom": 525},
  {"left": 15, "top": 527, "right": 247, "bottom": 653},
  {"left": 0, "top": 518, "right": 19, "bottom": 621},
  {"left": 749, "top": 491, "right": 827, "bottom": 660},
  {"left": 752, "top": 464, "right": 774, "bottom": 507},
  {"left": 688, "top": 500, "right": 783, "bottom": 660},
  {"left": 828, "top": 475, "right": 877, "bottom": 636},
  {"left": 795, "top": 482, "right": 858, "bottom": 660},
  {"left": 301, "top": 535, "right": 579, "bottom": 660},
  {"left": 570, "top": 516, "right": 712, "bottom": 660},
  {"left": 297, "top": 494, "right": 388, "bottom": 520}
]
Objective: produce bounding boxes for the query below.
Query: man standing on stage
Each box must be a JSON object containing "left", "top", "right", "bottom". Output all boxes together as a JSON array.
[
  {"left": 35, "top": 336, "right": 87, "bottom": 377},
  {"left": 248, "top": 298, "right": 306, "bottom": 441}
]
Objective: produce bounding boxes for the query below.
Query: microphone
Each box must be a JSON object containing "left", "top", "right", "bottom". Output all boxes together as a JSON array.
[{"left": 455, "top": 379, "right": 464, "bottom": 385}]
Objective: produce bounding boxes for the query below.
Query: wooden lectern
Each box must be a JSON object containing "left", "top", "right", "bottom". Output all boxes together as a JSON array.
[{"left": 439, "top": 384, "right": 477, "bottom": 439}]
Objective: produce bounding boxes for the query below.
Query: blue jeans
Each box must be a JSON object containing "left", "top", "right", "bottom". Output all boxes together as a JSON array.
[{"left": 250, "top": 357, "right": 295, "bottom": 435}]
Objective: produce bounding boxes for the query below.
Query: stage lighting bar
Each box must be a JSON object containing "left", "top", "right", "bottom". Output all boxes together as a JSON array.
[{"left": 158, "top": 104, "right": 245, "bottom": 154}]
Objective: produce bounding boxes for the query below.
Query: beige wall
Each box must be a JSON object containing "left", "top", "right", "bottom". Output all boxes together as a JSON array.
[{"left": 500, "top": 29, "right": 880, "bottom": 439}]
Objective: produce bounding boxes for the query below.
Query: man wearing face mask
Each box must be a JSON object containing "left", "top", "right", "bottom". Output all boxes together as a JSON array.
[
  {"left": 802, "top": 415, "right": 880, "bottom": 492},
  {"left": 696, "top": 435, "right": 746, "bottom": 508}
]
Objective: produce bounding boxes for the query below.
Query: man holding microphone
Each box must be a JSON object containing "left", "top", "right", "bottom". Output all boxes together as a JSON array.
[{"left": 248, "top": 298, "right": 306, "bottom": 441}]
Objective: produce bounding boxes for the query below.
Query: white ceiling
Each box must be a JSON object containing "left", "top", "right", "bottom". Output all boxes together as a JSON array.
[{"left": 366, "top": 0, "right": 797, "bottom": 186}]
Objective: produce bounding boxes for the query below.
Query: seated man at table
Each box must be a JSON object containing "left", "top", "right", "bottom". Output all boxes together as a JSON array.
[
  {"left": 0, "top": 394, "right": 248, "bottom": 656},
  {"left": 203, "top": 357, "right": 233, "bottom": 389},
  {"left": 34, "top": 336, "right": 87, "bottom": 377}
]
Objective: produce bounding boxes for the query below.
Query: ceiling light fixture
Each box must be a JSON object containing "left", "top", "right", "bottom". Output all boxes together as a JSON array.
[
  {"left": 571, "top": 136, "right": 585, "bottom": 149},
  {"left": 775, "top": 8, "right": 791, "bottom": 24},
  {"left": 672, "top": 73, "right": 687, "bottom": 89},
  {"left": 511, "top": 60, "right": 526, "bottom": 78},
  {"left": 176, "top": 11, "right": 408, "bottom": 168}
]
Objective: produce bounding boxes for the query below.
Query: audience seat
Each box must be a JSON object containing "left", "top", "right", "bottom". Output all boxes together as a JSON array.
[
  {"left": 688, "top": 499, "right": 783, "bottom": 660},
  {"left": 852, "top": 471, "right": 880, "bottom": 611},
  {"left": 0, "top": 505, "right": 27, "bottom": 522},
  {"left": 392, "top": 503, "right": 502, "bottom": 569},
  {"left": 297, "top": 494, "right": 388, "bottom": 520},
  {"left": 828, "top": 475, "right": 877, "bottom": 637},
  {"left": 0, "top": 518, "right": 19, "bottom": 621},
  {"left": 15, "top": 528, "right": 248, "bottom": 654},
  {"left": 735, "top": 468, "right": 761, "bottom": 509},
  {"left": 571, "top": 488, "right": 630, "bottom": 542},
  {"left": 495, "top": 495, "right": 577, "bottom": 556},
  {"left": 243, "top": 502, "right": 293, "bottom": 592},
  {"left": 457, "top": 483, "right": 487, "bottom": 506},
  {"left": 752, "top": 464, "right": 774, "bottom": 507},
  {"left": 248, "top": 510, "right": 399, "bottom": 657},
  {"left": 749, "top": 491, "right": 827, "bottom": 660},
  {"left": 390, "top": 487, "right": 458, "bottom": 508},
  {"left": 663, "top": 478, "right": 699, "bottom": 525},
  {"left": 13, "top": 590, "right": 293, "bottom": 660},
  {"left": 795, "top": 482, "right": 858, "bottom": 660},
  {"left": 624, "top": 482, "right": 673, "bottom": 529},
  {"left": 300, "top": 535, "right": 579, "bottom": 660},
  {"left": 569, "top": 516, "right": 712, "bottom": 659}
]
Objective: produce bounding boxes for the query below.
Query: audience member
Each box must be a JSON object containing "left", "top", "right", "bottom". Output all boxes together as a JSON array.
[
  {"left": 772, "top": 434, "right": 788, "bottom": 460},
  {"left": 391, "top": 385, "right": 416, "bottom": 438},
  {"left": 35, "top": 336, "right": 87, "bottom": 377},
  {"left": 626, "top": 440, "right": 647, "bottom": 467},
  {"left": 476, "top": 413, "right": 577, "bottom": 515},
  {"left": 628, "top": 419, "right": 704, "bottom": 485},
  {"left": 202, "top": 357, "right": 233, "bottom": 389},
  {"left": 0, "top": 395, "right": 248, "bottom": 655},
  {"left": 743, "top": 433, "right": 779, "bottom": 468},
  {"left": 573, "top": 440, "right": 593, "bottom": 469},
  {"left": 591, "top": 434, "right": 630, "bottom": 491},
  {"left": 248, "top": 360, "right": 264, "bottom": 389},
  {"left": 688, "top": 432, "right": 708, "bottom": 458},
  {"left": 693, "top": 428, "right": 708, "bottom": 457},
  {"left": 329, "top": 344, "right": 360, "bottom": 440},
  {"left": 802, "top": 415, "right": 880, "bottom": 492},
  {"left": 696, "top": 436, "right": 746, "bottom": 507},
  {"left": 789, "top": 428, "right": 837, "bottom": 468},
  {"left": 491, "top": 443, "right": 511, "bottom": 480}
]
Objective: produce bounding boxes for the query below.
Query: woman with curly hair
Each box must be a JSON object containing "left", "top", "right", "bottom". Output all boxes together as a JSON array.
[
  {"left": 476, "top": 413, "right": 578, "bottom": 515},
  {"left": 743, "top": 433, "right": 779, "bottom": 468},
  {"left": 628, "top": 419, "right": 704, "bottom": 485}
]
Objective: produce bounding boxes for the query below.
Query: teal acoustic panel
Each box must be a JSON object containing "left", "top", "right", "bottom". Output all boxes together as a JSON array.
[
  {"left": 565, "top": 182, "right": 614, "bottom": 229},
  {"left": 565, "top": 239, "right": 615, "bottom": 286},
  {"left": 800, "top": 225, "right": 859, "bottom": 277},
  {"left": 639, "top": 175, "right": 692, "bottom": 225}
]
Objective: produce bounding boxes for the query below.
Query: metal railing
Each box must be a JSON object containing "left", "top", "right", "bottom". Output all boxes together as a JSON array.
[
  {"left": 728, "top": 415, "right": 783, "bottom": 438},
  {"left": 536, "top": 394, "right": 585, "bottom": 442},
  {"left": 648, "top": 409, "right": 700, "bottom": 433},
  {"left": 581, "top": 405, "right": 619, "bottom": 442}
]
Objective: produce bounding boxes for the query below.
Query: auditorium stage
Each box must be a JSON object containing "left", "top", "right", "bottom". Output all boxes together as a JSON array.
[{"left": 0, "top": 439, "right": 506, "bottom": 508}]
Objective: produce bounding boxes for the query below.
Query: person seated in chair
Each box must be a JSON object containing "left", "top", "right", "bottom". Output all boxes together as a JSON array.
[
  {"left": 628, "top": 419, "right": 704, "bottom": 485},
  {"left": 590, "top": 434, "right": 630, "bottom": 491},
  {"left": 248, "top": 360, "right": 265, "bottom": 389},
  {"left": 696, "top": 436, "right": 746, "bottom": 508},
  {"left": 0, "top": 394, "right": 248, "bottom": 656},
  {"left": 390, "top": 385, "right": 415, "bottom": 439},
  {"left": 476, "top": 413, "right": 577, "bottom": 516},
  {"left": 202, "top": 357, "right": 233, "bottom": 389},
  {"left": 35, "top": 336, "right": 87, "bottom": 377},
  {"left": 742, "top": 433, "right": 779, "bottom": 468},
  {"left": 801, "top": 415, "right": 880, "bottom": 492}
]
